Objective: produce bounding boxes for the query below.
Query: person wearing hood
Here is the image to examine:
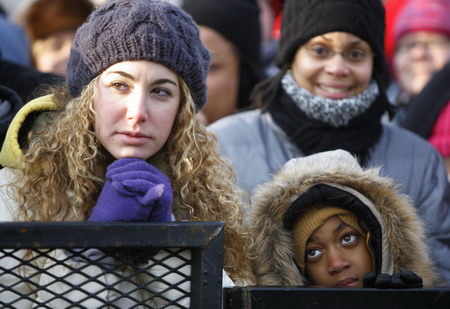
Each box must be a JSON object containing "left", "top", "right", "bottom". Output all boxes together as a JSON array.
[
  {"left": 0, "top": 0, "right": 253, "bottom": 307},
  {"left": 249, "top": 150, "right": 444, "bottom": 288},
  {"left": 208, "top": 0, "right": 450, "bottom": 284}
]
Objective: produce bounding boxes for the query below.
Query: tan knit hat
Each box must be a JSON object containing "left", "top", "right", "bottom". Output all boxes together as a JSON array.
[{"left": 292, "top": 206, "right": 366, "bottom": 274}]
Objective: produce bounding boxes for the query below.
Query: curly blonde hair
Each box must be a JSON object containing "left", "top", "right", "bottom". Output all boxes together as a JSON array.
[{"left": 17, "top": 76, "right": 255, "bottom": 283}]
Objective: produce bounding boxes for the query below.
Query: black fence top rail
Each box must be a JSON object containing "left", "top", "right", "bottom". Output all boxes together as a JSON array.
[
  {"left": 224, "top": 286, "right": 450, "bottom": 309},
  {"left": 0, "top": 221, "right": 224, "bottom": 248}
]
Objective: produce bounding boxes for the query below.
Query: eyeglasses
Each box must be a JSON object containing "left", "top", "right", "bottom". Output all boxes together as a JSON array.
[
  {"left": 302, "top": 44, "right": 374, "bottom": 63},
  {"left": 396, "top": 39, "right": 450, "bottom": 54}
]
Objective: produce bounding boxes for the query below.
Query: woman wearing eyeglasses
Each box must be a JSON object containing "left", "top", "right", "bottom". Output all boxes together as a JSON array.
[{"left": 209, "top": 0, "right": 450, "bottom": 284}]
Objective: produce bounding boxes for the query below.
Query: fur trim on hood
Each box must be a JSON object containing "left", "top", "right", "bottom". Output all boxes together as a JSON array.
[{"left": 249, "top": 150, "right": 443, "bottom": 287}]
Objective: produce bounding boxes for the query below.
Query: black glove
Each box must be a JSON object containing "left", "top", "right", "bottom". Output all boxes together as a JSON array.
[{"left": 363, "top": 271, "right": 423, "bottom": 289}]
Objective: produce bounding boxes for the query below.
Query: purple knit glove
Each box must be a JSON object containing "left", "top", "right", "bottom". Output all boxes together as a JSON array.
[{"left": 88, "top": 158, "right": 172, "bottom": 222}]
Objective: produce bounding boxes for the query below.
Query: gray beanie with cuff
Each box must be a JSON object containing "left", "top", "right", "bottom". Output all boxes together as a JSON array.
[{"left": 66, "top": 0, "right": 210, "bottom": 111}]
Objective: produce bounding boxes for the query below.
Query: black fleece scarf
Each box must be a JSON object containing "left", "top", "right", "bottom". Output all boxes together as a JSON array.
[{"left": 268, "top": 87, "right": 384, "bottom": 165}]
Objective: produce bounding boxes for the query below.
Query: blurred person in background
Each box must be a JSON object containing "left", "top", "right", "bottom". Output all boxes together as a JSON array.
[
  {"left": 19, "top": 0, "right": 94, "bottom": 77},
  {"left": 387, "top": 0, "right": 450, "bottom": 124},
  {"left": 182, "top": 0, "right": 266, "bottom": 125},
  {"left": 0, "top": 4, "right": 30, "bottom": 67},
  {"left": 257, "top": 0, "right": 279, "bottom": 77},
  {"left": 0, "top": 3, "right": 63, "bottom": 147},
  {"left": 383, "top": 0, "right": 409, "bottom": 77},
  {"left": 401, "top": 61, "right": 450, "bottom": 176}
]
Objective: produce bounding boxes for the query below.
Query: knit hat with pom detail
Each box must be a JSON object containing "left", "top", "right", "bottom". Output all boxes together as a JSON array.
[{"left": 66, "top": 0, "right": 210, "bottom": 111}]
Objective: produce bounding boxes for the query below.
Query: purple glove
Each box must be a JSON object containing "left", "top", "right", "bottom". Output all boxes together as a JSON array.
[{"left": 88, "top": 158, "right": 172, "bottom": 222}]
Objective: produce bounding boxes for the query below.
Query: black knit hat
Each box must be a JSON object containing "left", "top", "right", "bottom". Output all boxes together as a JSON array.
[
  {"left": 182, "top": 0, "right": 261, "bottom": 63},
  {"left": 277, "top": 0, "right": 386, "bottom": 77},
  {"left": 66, "top": 0, "right": 210, "bottom": 111}
]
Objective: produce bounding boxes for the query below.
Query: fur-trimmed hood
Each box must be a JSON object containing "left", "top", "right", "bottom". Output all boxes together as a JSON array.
[{"left": 249, "top": 150, "right": 443, "bottom": 287}]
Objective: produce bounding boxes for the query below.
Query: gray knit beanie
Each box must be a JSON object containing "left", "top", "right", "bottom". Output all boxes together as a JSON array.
[{"left": 66, "top": 0, "right": 210, "bottom": 111}]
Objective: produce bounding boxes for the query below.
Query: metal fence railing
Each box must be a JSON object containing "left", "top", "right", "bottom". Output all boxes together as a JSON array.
[
  {"left": 0, "top": 222, "right": 224, "bottom": 309},
  {"left": 4, "top": 222, "right": 449, "bottom": 309},
  {"left": 223, "top": 286, "right": 450, "bottom": 309}
]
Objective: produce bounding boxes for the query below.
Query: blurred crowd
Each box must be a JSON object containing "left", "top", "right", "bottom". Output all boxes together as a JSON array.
[{"left": 2, "top": 0, "right": 450, "bottom": 151}]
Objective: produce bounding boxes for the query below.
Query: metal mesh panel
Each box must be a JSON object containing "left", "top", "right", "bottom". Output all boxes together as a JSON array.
[{"left": 0, "top": 222, "right": 224, "bottom": 308}]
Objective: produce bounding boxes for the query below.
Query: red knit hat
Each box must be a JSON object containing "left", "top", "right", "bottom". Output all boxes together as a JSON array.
[
  {"left": 393, "top": 0, "right": 450, "bottom": 43},
  {"left": 429, "top": 100, "right": 450, "bottom": 157}
]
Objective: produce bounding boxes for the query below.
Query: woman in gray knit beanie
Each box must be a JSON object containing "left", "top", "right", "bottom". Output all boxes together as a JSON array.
[{"left": 0, "top": 0, "right": 254, "bottom": 307}]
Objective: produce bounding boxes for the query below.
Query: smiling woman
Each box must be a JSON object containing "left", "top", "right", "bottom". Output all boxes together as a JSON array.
[
  {"left": 0, "top": 0, "right": 254, "bottom": 307},
  {"left": 292, "top": 32, "right": 374, "bottom": 100}
]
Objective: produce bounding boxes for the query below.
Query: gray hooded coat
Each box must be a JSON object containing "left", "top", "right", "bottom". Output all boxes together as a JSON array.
[{"left": 248, "top": 150, "right": 443, "bottom": 287}]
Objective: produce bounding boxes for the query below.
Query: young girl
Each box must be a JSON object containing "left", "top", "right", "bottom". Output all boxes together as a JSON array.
[
  {"left": 0, "top": 0, "right": 253, "bottom": 307},
  {"left": 249, "top": 150, "right": 443, "bottom": 288}
]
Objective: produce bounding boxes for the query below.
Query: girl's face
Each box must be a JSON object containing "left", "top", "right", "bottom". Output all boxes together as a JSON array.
[
  {"left": 305, "top": 216, "right": 373, "bottom": 288},
  {"left": 291, "top": 32, "right": 374, "bottom": 100},
  {"left": 94, "top": 60, "right": 180, "bottom": 160}
]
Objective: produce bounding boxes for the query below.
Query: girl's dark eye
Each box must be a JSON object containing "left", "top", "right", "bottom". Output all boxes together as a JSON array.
[
  {"left": 306, "top": 248, "right": 322, "bottom": 260},
  {"left": 341, "top": 233, "right": 357, "bottom": 245}
]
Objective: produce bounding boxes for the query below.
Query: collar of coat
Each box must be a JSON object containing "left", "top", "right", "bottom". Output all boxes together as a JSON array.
[{"left": 0, "top": 94, "right": 57, "bottom": 169}]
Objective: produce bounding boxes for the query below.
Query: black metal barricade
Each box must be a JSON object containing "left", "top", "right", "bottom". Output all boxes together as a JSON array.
[
  {"left": 0, "top": 222, "right": 224, "bottom": 309},
  {"left": 223, "top": 286, "right": 450, "bottom": 309}
]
